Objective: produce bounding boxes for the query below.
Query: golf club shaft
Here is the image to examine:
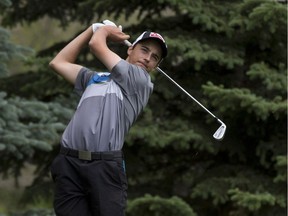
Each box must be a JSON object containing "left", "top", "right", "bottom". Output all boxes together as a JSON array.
[
  {"left": 123, "top": 40, "right": 223, "bottom": 124},
  {"left": 156, "top": 67, "right": 219, "bottom": 120}
]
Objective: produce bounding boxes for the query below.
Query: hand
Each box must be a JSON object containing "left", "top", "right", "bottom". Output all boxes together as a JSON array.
[
  {"left": 92, "top": 20, "right": 119, "bottom": 33},
  {"left": 103, "top": 20, "right": 131, "bottom": 46},
  {"left": 102, "top": 20, "right": 117, "bottom": 27},
  {"left": 103, "top": 25, "right": 130, "bottom": 43}
]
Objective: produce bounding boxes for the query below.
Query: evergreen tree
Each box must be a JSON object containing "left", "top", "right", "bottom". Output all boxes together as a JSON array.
[
  {"left": 0, "top": 0, "right": 32, "bottom": 77},
  {"left": 0, "top": 0, "right": 74, "bottom": 188},
  {"left": 0, "top": 0, "right": 286, "bottom": 215}
]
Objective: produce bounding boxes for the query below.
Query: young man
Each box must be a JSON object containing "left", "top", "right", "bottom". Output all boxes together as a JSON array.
[{"left": 49, "top": 21, "right": 167, "bottom": 216}]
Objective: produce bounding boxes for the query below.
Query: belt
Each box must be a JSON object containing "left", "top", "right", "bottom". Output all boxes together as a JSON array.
[{"left": 60, "top": 146, "right": 123, "bottom": 161}]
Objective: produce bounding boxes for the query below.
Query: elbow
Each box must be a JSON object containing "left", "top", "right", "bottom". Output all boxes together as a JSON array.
[
  {"left": 88, "top": 40, "right": 96, "bottom": 54},
  {"left": 89, "top": 30, "right": 107, "bottom": 57},
  {"left": 89, "top": 39, "right": 101, "bottom": 56},
  {"left": 49, "top": 59, "right": 56, "bottom": 70},
  {"left": 49, "top": 59, "right": 60, "bottom": 73},
  {"left": 88, "top": 35, "right": 97, "bottom": 48},
  {"left": 49, "top": 60, "right": 54, "bottom": 68}
]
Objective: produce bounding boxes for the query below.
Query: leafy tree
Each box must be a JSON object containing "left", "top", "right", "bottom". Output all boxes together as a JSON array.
[{"left": 0, "top": 0, "right": 286, "bottom": 215}]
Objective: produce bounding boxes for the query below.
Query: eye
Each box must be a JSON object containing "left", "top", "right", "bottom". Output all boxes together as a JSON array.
[
  {"left": 141, "top": 47, "right": 149, "bottom": 53},
  {"left": 152, "top": 54, "right": 159, "bottom": 62}
]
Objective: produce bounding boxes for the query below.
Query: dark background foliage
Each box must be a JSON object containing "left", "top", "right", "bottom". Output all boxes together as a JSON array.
[{"left": 0, "top": 0, "right": 287, "bottom": 215}]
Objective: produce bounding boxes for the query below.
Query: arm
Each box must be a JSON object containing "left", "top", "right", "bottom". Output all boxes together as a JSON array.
[
  {"left": 49, "top": 27, "right": 93, "bottom": 84},
  {"left": 88, "top": 25, "right": 130, "bottom": 71}
]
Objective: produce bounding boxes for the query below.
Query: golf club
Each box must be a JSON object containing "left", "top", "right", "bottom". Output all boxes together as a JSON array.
[{"left": 123, "top": 39, "right": 226, "bottom": 141}]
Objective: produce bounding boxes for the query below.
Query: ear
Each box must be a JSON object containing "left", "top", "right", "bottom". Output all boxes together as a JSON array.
[{"left": 127, "top": 46, "right": 133, "bottom": 56}]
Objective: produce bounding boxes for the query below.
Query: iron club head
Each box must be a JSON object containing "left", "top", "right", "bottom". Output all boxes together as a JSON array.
[{"left": 213, "top": 119, "right": 226, "bottom": 140}]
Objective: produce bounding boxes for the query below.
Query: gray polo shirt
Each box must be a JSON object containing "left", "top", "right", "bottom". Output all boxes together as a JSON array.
[{"left": 60, "top": 60, "right": 153, "bottom": 152}]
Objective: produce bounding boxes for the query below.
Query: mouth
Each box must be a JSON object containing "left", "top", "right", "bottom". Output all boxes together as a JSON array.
[{"left": 136, "top": 62, "right": 147, "bottom": 70}]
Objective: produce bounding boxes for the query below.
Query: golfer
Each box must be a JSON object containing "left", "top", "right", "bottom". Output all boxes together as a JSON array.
[{"left": 49, "top": 20, "right": 168, "bottom": 216}]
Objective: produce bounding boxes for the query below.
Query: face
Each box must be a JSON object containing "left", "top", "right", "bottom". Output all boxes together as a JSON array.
[{"left": 126, "top": 40, "right": 162, "bottom": 73}]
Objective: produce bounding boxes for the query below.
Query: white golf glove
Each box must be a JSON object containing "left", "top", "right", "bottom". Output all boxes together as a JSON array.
[
  {"left": 92, "top": 23, "right": 104, "bottom": 32},
  {"left": 92, "top": 20, "right": 119, "bottom": 33}
]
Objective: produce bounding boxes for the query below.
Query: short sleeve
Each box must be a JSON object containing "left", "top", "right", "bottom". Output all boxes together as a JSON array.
[
  {"left": 74, "top": 67, "right": 94, "bottom": 96},
  {"left": 110, "top": 59, "right": 154, "bottom": 95}
]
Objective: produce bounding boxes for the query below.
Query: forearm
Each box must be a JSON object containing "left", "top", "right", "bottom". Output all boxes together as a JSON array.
[
  {"left": 89, "top": 26, "right": 129, "bottom": 71},
  {"left": 89, "top": 27, "right": 109, "bottom": 58},
  {"left": 49, "top": 27, "right": 93, "bottom": 84},
  {"left": 50, "top": 27, "right": 93, "bottom": 65}
]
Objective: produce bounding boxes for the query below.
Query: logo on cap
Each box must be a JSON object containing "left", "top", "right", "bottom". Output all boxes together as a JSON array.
[{"left": 149, "top": 32, "right": 165, "bottom": 43}]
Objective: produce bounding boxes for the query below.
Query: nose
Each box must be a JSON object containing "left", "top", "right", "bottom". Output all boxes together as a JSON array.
[{"left": 143, "top": 53, "right": 151, "bottom": 62}]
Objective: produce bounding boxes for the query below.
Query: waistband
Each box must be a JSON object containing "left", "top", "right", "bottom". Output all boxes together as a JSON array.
[{"left": 60, "top": 146, "right": 123, "bottom": 161}]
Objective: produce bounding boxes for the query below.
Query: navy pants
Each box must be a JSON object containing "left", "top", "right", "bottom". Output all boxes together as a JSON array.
[{"left": 50, "top": 151, "right": 127, "bottom": 216}]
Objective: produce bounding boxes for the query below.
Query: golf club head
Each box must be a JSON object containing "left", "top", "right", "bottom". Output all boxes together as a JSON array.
[{"left": 213, "top": 121, "right": 226, "bottom": 141}]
